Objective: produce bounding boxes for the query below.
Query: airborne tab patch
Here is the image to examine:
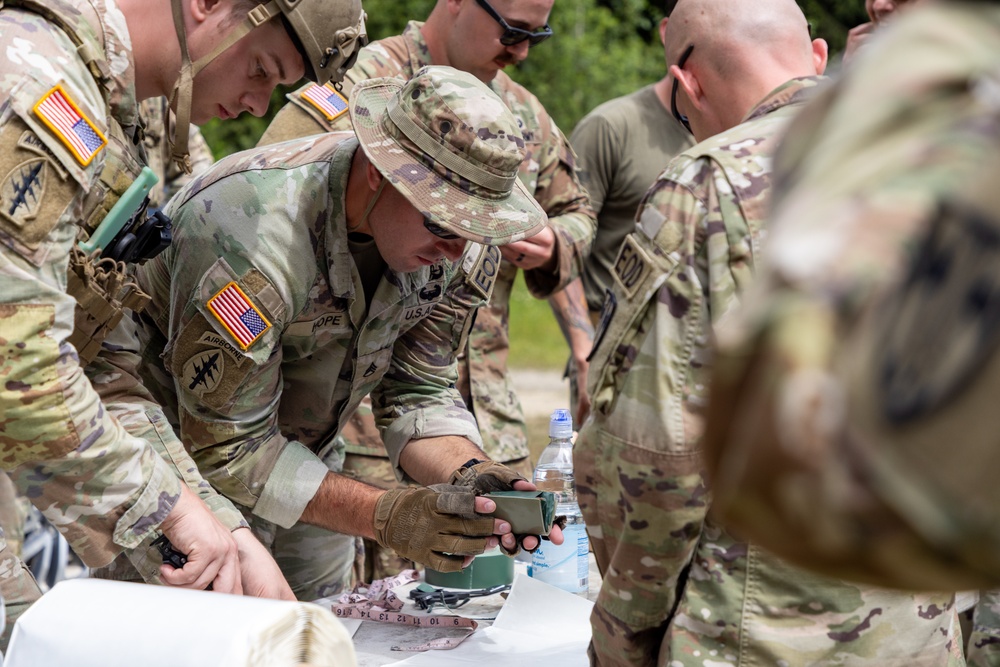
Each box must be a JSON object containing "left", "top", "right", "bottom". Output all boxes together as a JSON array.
[
  {"left": 33, "top": 85, "right": 107, "bottom": 166},
  {"left": 207, "top": 282, "right": 271, "bottom": 350},
  {"left": 301, "top": 83, "right": 349, "bottom": 122}
]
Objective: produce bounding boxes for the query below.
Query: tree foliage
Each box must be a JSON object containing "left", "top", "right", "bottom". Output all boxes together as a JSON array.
[{"left": 200, "top": 0, "right": 868, "bottom": 159}]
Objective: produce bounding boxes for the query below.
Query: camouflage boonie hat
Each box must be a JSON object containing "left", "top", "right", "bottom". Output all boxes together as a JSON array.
[{"left": 349, "top": 65, "right": 547, "bottom": 245}]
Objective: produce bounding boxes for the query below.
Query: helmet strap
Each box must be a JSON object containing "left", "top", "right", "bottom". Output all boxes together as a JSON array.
[
  {"left": 349, "top": 177, "right": 387, "bottom": 233},
  {"left": 167, "top": 0, "right": 279, "bottom": 173}
]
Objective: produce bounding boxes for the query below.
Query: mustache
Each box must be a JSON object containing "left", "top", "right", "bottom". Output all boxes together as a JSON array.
[{"left": 495, "top": 54, "right": 521, "bottom": 67}]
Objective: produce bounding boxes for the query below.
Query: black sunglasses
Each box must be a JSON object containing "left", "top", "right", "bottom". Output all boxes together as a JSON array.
[
  {"left": 424, "top": 218, "right": 462, "bottom": 240},
  {"left": 670, "top": 44, "right": 695, "bottom": 134},
  {"left": 474, "top": 0, "right": 553, "bottom": 46}
]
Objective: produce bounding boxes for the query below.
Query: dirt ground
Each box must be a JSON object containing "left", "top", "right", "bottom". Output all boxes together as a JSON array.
[{"left": 509, "top": 368, "right": 572, "bottom": 462}]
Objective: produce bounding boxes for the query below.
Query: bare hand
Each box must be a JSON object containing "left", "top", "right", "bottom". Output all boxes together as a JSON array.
[
  {"left": 501, "top": 225, "right": 556, "bottom": 271},
  {"left": 232, "top": 527, "right": 295, "bottom": 600},
  {"left": 158, "top": 485, "right": 242, "bottom": 594}
]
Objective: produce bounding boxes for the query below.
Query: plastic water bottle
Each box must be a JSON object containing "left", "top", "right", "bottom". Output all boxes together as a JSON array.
[{"left": 529, "top": 408, "right": 589, "bottom": 595}]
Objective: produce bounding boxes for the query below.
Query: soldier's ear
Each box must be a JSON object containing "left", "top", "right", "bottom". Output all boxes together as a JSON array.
[
  {"left": 658, "top": 17, "right": 669, "bottom": 46},
  {"left": 670, "top": 63, "right": 703, "bottom": 113},
  {"left": 189, "top": 0, "right": 214, "bottom": 23},
  {"left": 811, "top": 38, "right": 829, "bottom": 75}
]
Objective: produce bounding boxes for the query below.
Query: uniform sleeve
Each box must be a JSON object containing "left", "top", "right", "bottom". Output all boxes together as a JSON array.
[
  {"left": 89, "top": 318, "right": 248, "bottom": 535},
  {"left": 523, "top": 118, "right": 598, "bottom": 297},
  {"left": 374, "top": 271, "right": 486, "bottom": 477},
  {"left": 142, "top": 271, "right": 329, "bottom": 531},
  {"left": 0, "top": 29, "right": 183, "bottom": 567},
  {"left": 577, "top": 168, "right": 732, "bottom": 665}
]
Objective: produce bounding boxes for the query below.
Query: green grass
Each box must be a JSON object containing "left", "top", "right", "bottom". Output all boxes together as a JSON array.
[{"left": 507, "top": 272, "right": 569, "bottom": 371}]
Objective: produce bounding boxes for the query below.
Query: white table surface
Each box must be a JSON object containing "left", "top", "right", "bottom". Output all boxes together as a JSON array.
[{"left": 352, "top": 554, "right": 601, "bottom": 666}]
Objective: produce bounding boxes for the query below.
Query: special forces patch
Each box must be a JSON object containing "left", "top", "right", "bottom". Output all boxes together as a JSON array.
[
  {"left": 207, "top": 282, "right": 272, "bottom": 350},
  {"left": 300, "top": 83, "right": 349, "bottom": 122},
  {"left": 33, "top": 85, "right": 107, "bottom": 166},
  {"left": 182, "top": 349, "right": 225, "bottom": 397},
  {"left": 878, "top": 199, "right": 1000, "bottom": 423},
  {"left": 1, "top": 157, "right": 47, "bottom": 229},
  {"left": 0, "top": 122, "right": 76, "bottom": 256}
]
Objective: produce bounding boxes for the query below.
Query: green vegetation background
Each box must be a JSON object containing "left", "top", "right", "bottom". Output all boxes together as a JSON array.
[{"left": 200, "top": 0, "right": 867, "bottom": 371}]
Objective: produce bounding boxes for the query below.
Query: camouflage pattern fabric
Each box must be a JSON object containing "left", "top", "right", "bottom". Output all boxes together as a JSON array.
[
  {"left": 575, "top": 77, "right": 964, "bottom": 667},
  {"left": 0, "top": 474, "right": 28, "bottom": 559},
  {"left": 0, "top": 0, "right": 186, "bottom": 569},
  {"left": 133, "top": 123, "right": 500, "bottom": 595},
  {"left": 967, "top": 590, "right": 1000, "bottom": 666},
  {"left": 703, "top": 2, "right": 1000, "bottom": 592},
  {"left": 0, "top": 528, "right": 41, "bottom": 650},
  {"left": 138, "top": 97, "right": 214, "bottom": 210},
  {"left": 261, "top": 21, "right": 596, "bottom": 464}
]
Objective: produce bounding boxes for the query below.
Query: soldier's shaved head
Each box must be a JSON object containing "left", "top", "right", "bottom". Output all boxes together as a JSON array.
[
  {"left": 665, "top": 0, "right": 814, "bottom": 77},
  {"left": 665, "top": 0, "right": 826, "bottom": 140}
]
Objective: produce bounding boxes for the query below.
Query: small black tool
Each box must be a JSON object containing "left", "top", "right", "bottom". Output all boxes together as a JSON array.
[{"left": 151, "top": 534, "right": 188, "bottom": 569}]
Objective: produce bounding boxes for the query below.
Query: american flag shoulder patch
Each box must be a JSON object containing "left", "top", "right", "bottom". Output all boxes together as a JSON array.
[
  {"left": 300, "top": 83, "right": 349, "bottom": 122},
  {"left": 33, "top": 85, "right": 107, "bottom": 166},
  {"left": 207, "top": 282, "right": 272, "bottom": 350}
]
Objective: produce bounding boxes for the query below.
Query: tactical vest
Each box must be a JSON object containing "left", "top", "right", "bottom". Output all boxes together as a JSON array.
[
  {"left": 587, "top": 145, "right": 768, "bottom": 419},
  {"left": 3, "top": 0, "right": 152, "bottom": 365}
]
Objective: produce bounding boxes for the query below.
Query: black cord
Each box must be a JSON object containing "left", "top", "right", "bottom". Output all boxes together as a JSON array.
[{"left": 408, "top": 584, "right": 511, "bottom": 611}]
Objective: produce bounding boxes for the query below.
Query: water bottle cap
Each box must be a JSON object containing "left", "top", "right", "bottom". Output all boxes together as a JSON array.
[{"left": 549, "top": 408, "right": 573, "bottom": 438}]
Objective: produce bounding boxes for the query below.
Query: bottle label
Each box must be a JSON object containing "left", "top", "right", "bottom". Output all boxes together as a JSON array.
[{"left": 529, "top": 524, "right": 589, "bottom": 594}]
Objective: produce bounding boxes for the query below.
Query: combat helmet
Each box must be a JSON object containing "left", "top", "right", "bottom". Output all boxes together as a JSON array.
[{"left": 169, "top": 0, "right": 368, "bottom": 171}]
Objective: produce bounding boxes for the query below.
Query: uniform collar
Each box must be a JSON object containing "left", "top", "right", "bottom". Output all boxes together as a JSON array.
[{"left": 742, "top": 76, "right": 827, "bottom": 125}]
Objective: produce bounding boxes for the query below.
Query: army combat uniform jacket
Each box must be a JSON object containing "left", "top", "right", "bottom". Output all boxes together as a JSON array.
[
  {"left": 135, "top": 133, "right": 497, "bottom": 529},
  {"left": 575, "top": 78, "right": 964, "bottom": 667},
  {"left": 699, "top": 5, "right": 1000, "bottom": 664},
  {"left": 0, "top": 0, "right": 189, "bottom": 568},
  {"left": 261, "top": 21, "right": 596, "bottom": 463}
]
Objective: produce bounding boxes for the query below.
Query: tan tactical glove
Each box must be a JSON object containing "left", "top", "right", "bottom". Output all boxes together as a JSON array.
[
  {"left": 373, "top": 484, "right": 495, "bottom": 572},
  {"left": 449, "top": 459, "right": 528, "bottom": 493},
  {"left": 450, "top": 459, "right": 534, "bottom": 556}
]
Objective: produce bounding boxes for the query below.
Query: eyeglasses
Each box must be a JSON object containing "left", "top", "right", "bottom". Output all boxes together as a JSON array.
[
  {"left": 474, "top": 0, "right": 553, "bottom": 47},
  {"left": 670, "top": 44, "right": 695, "bottom": 134},
  {"left": 424, "top": 218, "right": 462, "bottom": 240}
]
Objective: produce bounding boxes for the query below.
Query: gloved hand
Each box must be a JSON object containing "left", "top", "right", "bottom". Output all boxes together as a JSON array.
[
  {"left": 373, "top": 484, "right": 496, "bottom": 572},
  {"left": 450, "top": 460, "right": 538, "bottom": 557},
  {"left": 449, "top": 459, "right": 528, "bottom": 493}
]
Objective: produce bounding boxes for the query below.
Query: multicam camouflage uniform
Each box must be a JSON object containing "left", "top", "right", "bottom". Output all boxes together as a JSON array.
[
  {"left": 133, "top": 94, "right": 514, "bottom": 600},
  {"left": 260, "top": 20, "right": 595, "bottom": 579},
  {"left": 0, "top": 0, "right": 194, "bottom": 640},
  {"left": 139, "top": 97, "right": 214, "bottom": 210},
  {"left": 575, "top": 77, "right": 964, "bottom": 667},
  {"left": 702, "top": 2, "right": 1000, "bottom": 594}
]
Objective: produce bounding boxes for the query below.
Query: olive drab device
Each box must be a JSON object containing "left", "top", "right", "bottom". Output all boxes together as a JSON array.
[{"left": 168, "top": 0, "right": 368, "bottom": 171}]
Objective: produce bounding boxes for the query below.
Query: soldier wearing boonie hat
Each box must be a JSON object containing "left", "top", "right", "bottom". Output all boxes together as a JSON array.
[
  {"left": 351, "top": 66, "right": 545, "bottom": 245},
  {"left": 131, "top": 65, "right": 561, "bottom": 601},
  {"left": 258, "top": 5, "right": 599, "bottom": 585}
]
